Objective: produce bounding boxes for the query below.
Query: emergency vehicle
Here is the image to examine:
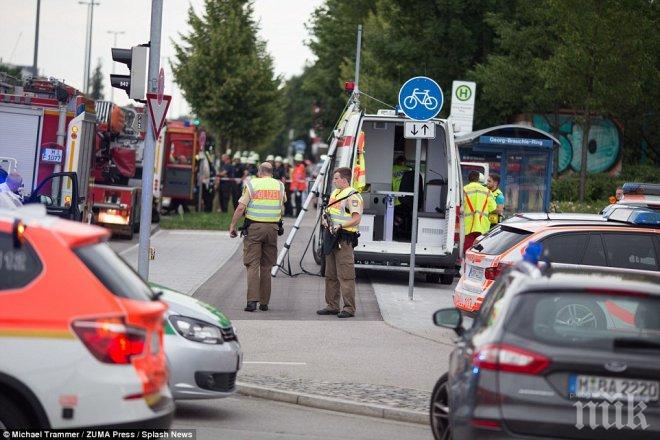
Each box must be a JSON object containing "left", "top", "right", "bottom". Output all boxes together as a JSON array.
[
  {"left": 312, "top": 104, "right": 463, "bottom": 283},
  {"left": 0, "top": 78, "right": 96, "bottom": 221},
  {"left": 155, "top": 121, "right": 200, "bottom": 212},
  {"left": 0, "top": 206, "right": 174, "bottom": 428},
  {"left": 90, "top": 101, "right": 145, "bottom": 238}
]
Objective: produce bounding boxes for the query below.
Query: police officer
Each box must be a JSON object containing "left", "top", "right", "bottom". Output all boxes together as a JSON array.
[
  {"left": 317, "top": 167, "right": 362, "bottom": 319},
  {"left": 486, "top": 173, "right": 505, "bottom": 228},
  {"left": 463, "top": 171, "right": 496, "bottom": 252},
  {"left": 229, "top": 162, "right": 286, "bottom": 312}
]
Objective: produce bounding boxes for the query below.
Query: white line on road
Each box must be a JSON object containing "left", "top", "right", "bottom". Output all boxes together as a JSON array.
[{"left": 243, "top": 361, "right": 307, "bottom": 366}]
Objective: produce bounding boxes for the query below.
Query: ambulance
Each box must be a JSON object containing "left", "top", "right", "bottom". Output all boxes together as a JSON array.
[
  {"left": 0, "top": 206, "right": 174, "bottom": 429},
  {"left": 312, "top": 105, "right": 463, "bottom": 283}
]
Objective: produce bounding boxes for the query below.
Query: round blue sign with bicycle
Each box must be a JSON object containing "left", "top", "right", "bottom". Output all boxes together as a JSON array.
[{"left": 398, "top": 76, "right": 444, "bottom": 121}]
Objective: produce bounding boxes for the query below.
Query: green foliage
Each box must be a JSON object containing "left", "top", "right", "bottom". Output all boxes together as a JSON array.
[
  {"left": 160, "top": 211, "right": 235, "bottom": 231},
  {"left": 551, "top": 165, "right": 660, "bottom": 202},
  {"left": 0, "top": 62, "right": 22, "bottom": 79},
  {"left": 90, "top": 59, "right": 104, "bottom": 100},
  {"left": 171, "top": 0, "right": 282, "bottom": 151},
  {"left": 554, "top": 200, "right": 608, "bottom": 214}
]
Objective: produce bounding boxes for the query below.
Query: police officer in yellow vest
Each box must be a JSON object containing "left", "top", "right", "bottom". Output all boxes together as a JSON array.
[
  {"left": 229, "top": 162, "right": 286, "bottom": 312},
  {"left": 317, "top": 167, "right": 363, "bottom": 319},
  {"left": 486, "top": 173, "right": 505, "bottom": 228},
  {"left": 463, "top": 171, "right": 496, "bottom": 252}
]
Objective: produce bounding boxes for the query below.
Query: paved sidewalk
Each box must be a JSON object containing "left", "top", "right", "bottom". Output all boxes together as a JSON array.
[{"left": 119, "top": 229, "right": 240, "bottom": 295}]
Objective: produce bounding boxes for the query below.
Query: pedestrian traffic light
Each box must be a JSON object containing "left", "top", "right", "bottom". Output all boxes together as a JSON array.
[{"left": 110, "top": 45, "right": 148, "bottom": 100}]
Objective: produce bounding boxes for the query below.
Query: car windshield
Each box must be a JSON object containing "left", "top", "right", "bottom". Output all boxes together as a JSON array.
[
  {"left": 505, "top": 291, "right": 660, "bottom": 350},
  {"left": 473, "top": 225, "right": 532, "bottom": 255},
  {"left": 74, "top": 242, "right": 154, "bottom": 301}
]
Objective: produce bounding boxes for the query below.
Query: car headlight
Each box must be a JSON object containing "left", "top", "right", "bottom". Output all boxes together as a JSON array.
[{"left": 169, "top": 316, "right": 223, "bottom": 344}]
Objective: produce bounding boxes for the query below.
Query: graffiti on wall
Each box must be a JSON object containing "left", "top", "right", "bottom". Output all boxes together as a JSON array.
[{"left": 531, "top": 114, "right": 622, "bottom": 175}]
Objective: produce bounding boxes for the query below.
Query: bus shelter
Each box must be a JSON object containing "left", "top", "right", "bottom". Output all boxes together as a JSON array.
[{"left": 455, "top": 125, "right": 559, "bottom": 214}]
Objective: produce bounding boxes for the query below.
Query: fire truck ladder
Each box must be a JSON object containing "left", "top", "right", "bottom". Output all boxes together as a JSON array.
[{"left": 271, "top": 98, "right": 360, "bottom": 277}]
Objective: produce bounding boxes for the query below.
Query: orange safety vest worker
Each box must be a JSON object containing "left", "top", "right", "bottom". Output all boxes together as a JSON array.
[
  {"left": 463, "top": 181, "right": 497, "bottom": 235},
  {"left": 290, "top": 163, "right": 307, "bottom": 192}
]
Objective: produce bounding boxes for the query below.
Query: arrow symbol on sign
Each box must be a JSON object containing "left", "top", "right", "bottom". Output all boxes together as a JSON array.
[
  {"left": 421, "top": 124, "right": 429, "bottom": 134},
  {"left": 411, "top": 125, "right": 419, "bottom": 135}
]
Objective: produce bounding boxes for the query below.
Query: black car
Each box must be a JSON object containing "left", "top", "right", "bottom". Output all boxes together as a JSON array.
[{"left": 431, "top": 264, "right": 660, "bottom": 440}]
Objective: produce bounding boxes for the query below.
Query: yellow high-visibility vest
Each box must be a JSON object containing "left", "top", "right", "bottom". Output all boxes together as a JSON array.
[
  {"left": 245, "top": 177, "right": 284, "bottom": 222},
  {"left": 463, "top": 182, "right": 496, "bottom": 235},
  {"left": 489, "top": 188, "right": 503, "bottom": 226},
  {"left": 392, "top": 164, "right": 412, "bottom": 206},
  {"left": 326, "top": 187, "right": 362, "bottom": 233}
]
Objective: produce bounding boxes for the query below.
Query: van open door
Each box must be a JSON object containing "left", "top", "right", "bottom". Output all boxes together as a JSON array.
[{"left": 26, "top": 172, "right": 81, "bottom": 221}]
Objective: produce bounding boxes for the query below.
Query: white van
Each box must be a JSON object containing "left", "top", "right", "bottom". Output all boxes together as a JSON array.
[{"left": 313, "top": 108, "right": 463, "bottom": 284}]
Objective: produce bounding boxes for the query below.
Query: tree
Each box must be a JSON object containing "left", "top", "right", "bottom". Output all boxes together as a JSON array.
[
  {"left": 0, "top": 62, "right": 22, "bottom": 79},
  {"left": 171, "top": 0, "right": 282, "bottom": 152},
  {"left": 543, "top": 0, "right": 655, "bottom": 200},
  {"left": 90, "top": 58, "right": 104, "bottom": 100}
]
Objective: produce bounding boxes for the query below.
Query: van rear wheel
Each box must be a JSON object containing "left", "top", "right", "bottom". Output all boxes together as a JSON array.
[
  {"left": 426, "top": 273, "right": 441, "bottom": 283},
  {"left": 0, "top": 394, "right": 32, "bottom": 429}
]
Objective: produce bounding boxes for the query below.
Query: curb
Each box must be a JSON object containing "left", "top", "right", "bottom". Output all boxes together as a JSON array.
[{"left": 236, "top": 382, "right": 428, "bottom": 425}]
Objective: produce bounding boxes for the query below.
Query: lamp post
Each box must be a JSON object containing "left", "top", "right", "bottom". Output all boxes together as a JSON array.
[
  {"left": 79, "top": 0, "right": 100, "bottom": 94},
  {"left": 107, "top": 30, "right": 125, "bottom": 102}
]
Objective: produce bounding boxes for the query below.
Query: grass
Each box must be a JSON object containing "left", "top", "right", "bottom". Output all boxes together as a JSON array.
[
  {"left": 160, "top": 208, "right": 238, "bottom": 231},
  {"left": 552, "top": 200, "right": 610, "bottom": 214}
]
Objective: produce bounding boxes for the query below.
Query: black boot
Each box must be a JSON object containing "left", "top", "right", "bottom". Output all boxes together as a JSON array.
[{"left": 244, "top": 301, "right": 257, "bottom": 312}]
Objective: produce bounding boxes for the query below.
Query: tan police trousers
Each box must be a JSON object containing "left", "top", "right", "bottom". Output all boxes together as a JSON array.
[
  {"left": 243, "top": 222, "right": 278, "bottom": 304},
  {"left": 324, "top": 239, "right": 356, "bottom": 314}
]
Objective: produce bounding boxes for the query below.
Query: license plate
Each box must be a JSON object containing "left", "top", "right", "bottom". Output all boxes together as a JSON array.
[
  {"left": 569, "top": 375, "right": 660, "bottom": 401},
  {"left": 467, "top": 266, "right": 484, "bottom": 281},
  {"left": 41, "top": 148, "right": 63, "bottom": 163}
]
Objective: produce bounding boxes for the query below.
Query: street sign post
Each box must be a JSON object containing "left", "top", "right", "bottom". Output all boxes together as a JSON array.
[
  {"left": 398, "top": 76, "right": 443, "bottom": 301},
  {"left": 398, "top": 76, "right": 444, "bottom": 121},
  {"left": 404, "top": 121, "right": 435, "bottom": 139},
  {"left": 449, "top": 80, "right": 476, "bottom": 136},
  {"left": 146, "top": 93, "right": 171, "bottom": 141}
]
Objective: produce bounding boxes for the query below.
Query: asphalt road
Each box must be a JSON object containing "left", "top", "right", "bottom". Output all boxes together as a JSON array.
[{"left": 173, "top": 395, "right": 433, "bottom": 440}]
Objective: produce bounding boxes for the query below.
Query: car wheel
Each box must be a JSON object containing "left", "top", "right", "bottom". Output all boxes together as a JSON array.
[
  {"left": 554, "top": 299, "right": 607, "bottom": 330},
  {"left": 0, "top": 394, "right": 32, "bottom": 429},
  {"left": 430, "top": 373, "right": 452, "bottom": 440},
  {"left": 426, "top": 273, "right": 441, "bottom": 283},
  {"left": 440, "top": 274, "right": 454, "bottom": 285},
  {"left": 312, "top": 227, "right": 322, "bottom": 265}
]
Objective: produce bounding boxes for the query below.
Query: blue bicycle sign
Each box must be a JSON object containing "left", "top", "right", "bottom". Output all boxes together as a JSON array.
[{"left": 398, "top": 76, "right": 444, "bottom": 121}]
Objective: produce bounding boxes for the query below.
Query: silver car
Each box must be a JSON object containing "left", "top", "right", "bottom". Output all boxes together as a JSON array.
[{"left": 153, "top": 284, "right": 243, "bottom": 399}]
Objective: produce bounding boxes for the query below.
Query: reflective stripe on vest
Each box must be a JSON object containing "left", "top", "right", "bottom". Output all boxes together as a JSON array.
[
  {"left": 463, "top": 183, "right": 490, "bottom": 234},
  {"left": 245, "top": 177, "right": 283, "bottom": 222},
  {"left": 326, "top": 187, "right": 361, "bottom": 232}
]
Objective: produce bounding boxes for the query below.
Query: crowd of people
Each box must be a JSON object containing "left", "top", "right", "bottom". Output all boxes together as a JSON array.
[{"left": 195, "top": 149, "right": 317, "bottom": 218}]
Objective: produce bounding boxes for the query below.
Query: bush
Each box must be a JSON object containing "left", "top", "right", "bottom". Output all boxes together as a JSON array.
[{"left": 551, "top": 164, "right": 659, "bottom": 202}]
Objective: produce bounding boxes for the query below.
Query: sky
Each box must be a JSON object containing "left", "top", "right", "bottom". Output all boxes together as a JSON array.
[{"left": 0, "top": 0, "right": 324, "bottom": 117}]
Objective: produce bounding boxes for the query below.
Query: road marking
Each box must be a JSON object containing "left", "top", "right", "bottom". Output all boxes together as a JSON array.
[{"left": 243, "top": 361, "right": 307, "bottom": 366}]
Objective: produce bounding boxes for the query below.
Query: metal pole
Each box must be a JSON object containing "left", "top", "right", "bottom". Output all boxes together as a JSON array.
[
  {"left": 81, "top": 3, "right": 91, "bottom": 93},
  {"left": 32, "top": 0, "right": 40, "bottom": 77},
  {"left": 107, "top": 30, "right": 125, "bottom": 102},
  {"left": 354, "top": 25, "right": 362, "bottom": 92},
  {"left": 138, "top": 0, "right": 163, "bottom": 280},
  {"left": 408, "top": 138, "right": 422, "bottom": 300},
  {"left": 87, "top": 1, "right": 96, "bottom": 94}
]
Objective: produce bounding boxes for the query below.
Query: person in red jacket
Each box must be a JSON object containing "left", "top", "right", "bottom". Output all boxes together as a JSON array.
[{"left": 290, "top": 153, "right": 308, "bottom": 217}]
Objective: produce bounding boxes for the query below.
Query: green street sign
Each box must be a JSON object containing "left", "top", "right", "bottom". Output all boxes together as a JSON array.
[{"left": 455, "top": 85, "right": 472, "bottom": 101}]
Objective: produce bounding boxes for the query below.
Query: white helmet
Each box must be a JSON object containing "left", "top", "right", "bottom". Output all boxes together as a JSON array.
[
  {"left": 320, "top": 154, "right": 328, "bottom": 162},
  {"left": 240, "top": 157, "right": 248, "bottom": 164},
  {"left": 266, "top": 154, "right": 275, "bottom": 161},
  {"left": 282, "top": 158, "right": 291, "bottom": 165},
  {"left": 274, "top": 156, "right": 283, "bottom": 162},
  {"left": 251, "top": 153, "right": 260, "bottom": 161},
  {"left": 478, "top": 173, "right": 486, "bottom": 184},
  {"left": 247, "top": 157, "right": 256, "bottom": 165},
  {"left": 242, "top": 151, "right": 249, "bottom": 157},
  {"left": 233, "top": 151, "right": 241, "bottom": 159},
  {"left": 294, "top": 153, "right": 304, "bottom": 162}
]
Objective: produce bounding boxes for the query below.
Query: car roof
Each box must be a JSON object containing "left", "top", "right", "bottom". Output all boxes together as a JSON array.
[
  {"left": 500, "top": 218, "right": 639, "bottom": 232},
  {"left": 513, "top": 266, "right": 660, "bottom": 296},
  {"left": 509, "top": 212, "right": 607, "bottom": 222},
  {"left": 0, "top": 205, "right": 109, "bottom": 247}
]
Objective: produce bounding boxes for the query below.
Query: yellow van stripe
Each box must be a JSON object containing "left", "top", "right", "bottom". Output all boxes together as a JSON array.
[{"left": 0, "top": 328, "right": 75, "bottom": 339}]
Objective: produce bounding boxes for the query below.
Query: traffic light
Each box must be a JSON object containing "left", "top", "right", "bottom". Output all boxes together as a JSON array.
[{"left": 110, "top": 45, "right": 148, "bottom": 100}]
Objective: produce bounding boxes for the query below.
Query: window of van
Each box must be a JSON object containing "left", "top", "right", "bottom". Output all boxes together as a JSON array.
[
  {"left": 74, "top": 243, "right": 154, "bottom": 301},
  {"left": 0, "top": 232, "right": 43, "bottom": 290}
]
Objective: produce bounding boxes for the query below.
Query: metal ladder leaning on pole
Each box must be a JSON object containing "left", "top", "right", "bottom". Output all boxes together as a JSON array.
[{"left": 271, "top": 97, "right": 360, "bottom": 277}]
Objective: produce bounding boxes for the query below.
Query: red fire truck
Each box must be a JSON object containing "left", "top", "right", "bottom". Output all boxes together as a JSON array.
[
  {"left": 0, "top": 77, "right": 96, "bottom": 221},
  {"left": 90, "top": 102, "right": 146, "bottom": 238}
]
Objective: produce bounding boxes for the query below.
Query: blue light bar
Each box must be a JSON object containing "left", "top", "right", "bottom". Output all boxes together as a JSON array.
[
  {"left": 628, "top": 211, "right": 660, "bottom": 227},
  {"left": 622, "top": 182, "right": 660, "bottom": 196}
]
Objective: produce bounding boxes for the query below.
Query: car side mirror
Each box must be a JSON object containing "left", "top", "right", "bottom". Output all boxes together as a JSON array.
[
  {"left": 433, "top": 308, "right": 464, "bottom": 336},
  {"left": 39, "top": 195, "right": 54, "bottom": 206}
]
